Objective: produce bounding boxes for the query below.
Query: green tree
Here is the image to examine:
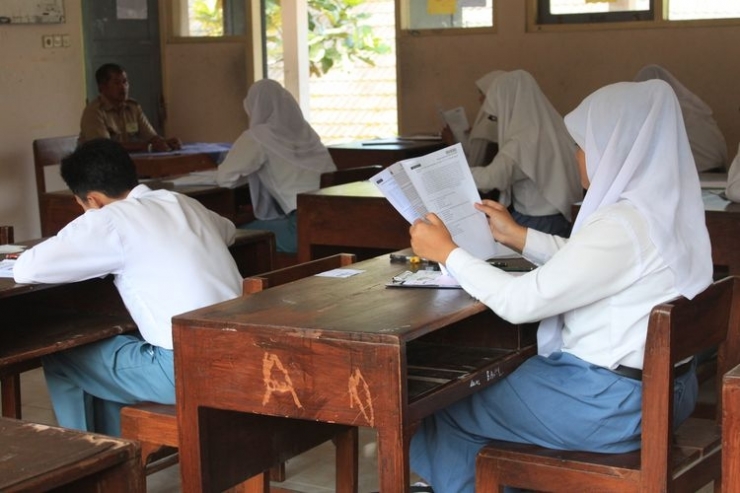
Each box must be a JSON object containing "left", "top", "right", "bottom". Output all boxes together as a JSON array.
[
  {"left": 265, "top": 0, "right": 391, "bottom": 77},
  {"left": 190, "top": 0, "right": 224, "bottom": 36}
]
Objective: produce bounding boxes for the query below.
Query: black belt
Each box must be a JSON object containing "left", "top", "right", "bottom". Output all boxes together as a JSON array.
[{"left": 610, "top": 358, "right": 693, "bottom": 381}]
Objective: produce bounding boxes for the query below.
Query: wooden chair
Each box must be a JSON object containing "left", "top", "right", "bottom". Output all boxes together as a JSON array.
[
  {"left": 121, "top": 253, "right": 359, "bottom": 492},
  {"left": 723, "top": 363, "right": 740, "bottom": 492},
  {"left": 32, "top": 136, "right": 78, "bottom": 236},
  {"left": 475, "top": 275, "right": 740, "bottom": 493},
  {"left": 319, "top": 165, "right": 383, "bottom": 188}
]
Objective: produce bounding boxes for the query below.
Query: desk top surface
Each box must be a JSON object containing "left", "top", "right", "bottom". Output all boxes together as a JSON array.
[
  {"left": 0, "top": 417, "right": 137, "bottom": 490},
  {"left": 328, "top": 137, "right": 444, "bottom": 152},
  {"left": 174, "top": 253, "right": 489, "bottom": 344}
]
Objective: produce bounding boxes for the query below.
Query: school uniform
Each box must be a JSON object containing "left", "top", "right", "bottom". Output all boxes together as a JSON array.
[
  {"left": 217, "top": 79, "right": 336, "bottom": 253},
  {"left": 472, "top": 70, "right": 583, "bottom": 237},
  {"left": 14, "top": 184, "right": 243, "bottom": 435},
  {"left": 410, "top": 80, "right": 713, "bottom": 493},
  {"left": 79, "top": 95, "right": 158, "bottom": 145}
]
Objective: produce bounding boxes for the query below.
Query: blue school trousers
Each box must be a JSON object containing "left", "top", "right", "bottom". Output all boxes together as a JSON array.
[
  {"left": 410, "top": 351, "right": 698, "bottom": 493},
  {"left": 42, "top": 333, "right": 175, "bottom": 437},
  {"left": 241, "top": 210, "right": 297, "bottom": 253}
]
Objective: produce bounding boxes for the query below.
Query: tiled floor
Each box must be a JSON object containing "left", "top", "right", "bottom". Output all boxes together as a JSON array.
[
  {"left": 19, "top": 368, "right": 716, "bottom": 493},
  {"left": 19, "top": 367, "right": 394, "bottom": 492}
]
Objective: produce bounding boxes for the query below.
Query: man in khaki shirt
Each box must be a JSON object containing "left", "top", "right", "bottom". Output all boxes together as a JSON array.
[{"left": 79, "top": 63, "right": 181, "bottom": 153}]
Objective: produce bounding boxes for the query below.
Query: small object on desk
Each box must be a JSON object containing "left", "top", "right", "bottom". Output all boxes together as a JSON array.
[{"left": 390, "top": 253, "right": 423, "bottom": 264}]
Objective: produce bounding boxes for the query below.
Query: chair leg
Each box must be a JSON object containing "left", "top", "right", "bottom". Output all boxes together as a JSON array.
[
  {"left": 334, "top": 427, "right": 359, "bottom": 493},
  {"left": 475, "top": 456, "right": 507, "bottom": 493},
  {"left": 1, "top": 375, "right": 22, "bottom": 418}
]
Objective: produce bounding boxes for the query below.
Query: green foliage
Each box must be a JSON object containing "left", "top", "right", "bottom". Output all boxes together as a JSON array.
[
  {"left": 265, "top": 0, "right": 391, "bottom": 77},
  {"left": 190, "top": 0, "right": 224, "bottom": 36}
]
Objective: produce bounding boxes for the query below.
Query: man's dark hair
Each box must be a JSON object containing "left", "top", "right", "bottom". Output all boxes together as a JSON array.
[
  {"left": 95, "top": 63, "right": 125, "bottom": 87},
  {"left": 61, "top": 139, "right": 139, "bottom": 199}
]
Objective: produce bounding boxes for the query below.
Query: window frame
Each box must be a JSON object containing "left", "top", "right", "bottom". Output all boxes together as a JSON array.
[
  {"left": 398, "top": 0, "right": 498, "bottom": 37},
  {"left": 165, "top": 0, "right": 250, "bottom": 43},
  {"left": 536, "top": 0, "right": 655, "bottom": 25},
  {"left": 529, "top": 0, "right": 740, "bottom": 32}
]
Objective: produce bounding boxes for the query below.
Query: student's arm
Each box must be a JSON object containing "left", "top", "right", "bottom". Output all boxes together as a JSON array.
[
  {"left": 445, "top": 211, "right": 642, "bottom": 324},
  {"left": 13, "top": 212, "right": 124, "bottom": 284},
  {"left": 470, "top": 152, "right": 515, "bottom": 193},
  {"left": 216, "top": 132, "right": 267, "bottom": 189}
]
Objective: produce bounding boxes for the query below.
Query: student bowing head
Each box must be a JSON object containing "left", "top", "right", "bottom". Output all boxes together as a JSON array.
[{"left": 564, "top": 79, "right": 712, "bottom": 299}]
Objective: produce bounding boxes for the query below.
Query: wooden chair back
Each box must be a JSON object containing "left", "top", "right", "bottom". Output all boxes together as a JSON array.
[
  {"left": 319, "top": 165, "right": 383, "bottom": 188},
  {"left": 723, "top": 362, "right": 740, "bottom": 491},
  {"left": 476, "top": 275, "right": 740, "bottom": 493},
  {"left": 0, "top": 226, "right": 13, "bottom": 245},
  {"left": 243, "top": 252, "right": 357, "bottom": 293},
  {"left": 32, "top": 136, "right": 77, "bottom": 197}
]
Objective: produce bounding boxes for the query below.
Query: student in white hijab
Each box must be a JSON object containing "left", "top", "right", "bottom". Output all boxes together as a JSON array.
[
  {"left": 441, "top": 70, "right": 506, "bottom": 167},
  {"left": 474, "top": 70, "right": 583, "bottom": 237},
  {"left": 634, "top": 64, "right": 727, "bottom": 172},
  {"left": 217, "top": 79, "right": 336, "bottom": 253},
  {"left": 406, "top": 80, "right": 712, "bottom": 493},
  {"left": 726, "top": 144, "right": 740, "bottom": 202}
]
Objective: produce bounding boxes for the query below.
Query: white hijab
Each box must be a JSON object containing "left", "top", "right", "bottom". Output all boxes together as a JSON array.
[
  {"left": 239, "top": 79, "right": 335, "bottom": 219},
  {"left": 537, "top": 80, "right": 713, "bottom": 356},
  {"left": 467, "top": 70, "right": 506, "bottom": 166},
  {"left": 482, "top": 70, "right": 582, "bottom": 220},
  {"left": 634, "top": 64, "right": 727, "bottom": 172}
]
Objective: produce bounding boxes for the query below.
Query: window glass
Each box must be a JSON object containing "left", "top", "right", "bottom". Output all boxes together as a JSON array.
[
  {"left": 667, "top": 0, "right": 740, "bottom": 20},
  {"left": 402, "top": 0, "right": 493, "bottom": 31},
  {"left": 172, "top": 0, "right": 246, "bottom": 37},
  {"left": 538, "top": 0, "right": 652, "bottom": 23}
]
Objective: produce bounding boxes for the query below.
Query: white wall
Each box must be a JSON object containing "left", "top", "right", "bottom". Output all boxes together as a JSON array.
[{"left": 0, "top": 0, "right": 84, "bottom": 240}]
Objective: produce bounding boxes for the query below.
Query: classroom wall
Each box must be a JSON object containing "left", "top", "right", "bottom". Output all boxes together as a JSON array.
[
  {"left": 163, "top": 41, "right": 250, "bottom": 143},
  {"left": 397, "top": 2, "right": 740, "bottom": 161},
  {"left": 0, "top": 0, "right": 85, "bottom": 241}
]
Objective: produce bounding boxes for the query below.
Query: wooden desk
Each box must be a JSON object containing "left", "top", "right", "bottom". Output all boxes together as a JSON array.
[
  {"left": 0, "top": 232, "right": 273, "bottom": 418},
  {"left": 173, "top": 253, "right": 536, "bottom": 493},
  {"left": 0, "top": 274, "right": 136, "bottom": 418},
  {"left": 328, "top": 138, "right": 445, "bottom": 170},
  {"left": 702, "top": 190, "right": 740, "bottom": 274},
  {"left": 0, "top": 417, "right": 144, "bottom": 492},
  {"left": 723, "top": 363, "right": 740, "bottom": 492},
  {"left": 130, "top": 142, "right": 229, "bottom": 179},
  {"left": 297, "top": 181, "right": 409, "bottom": 262}
]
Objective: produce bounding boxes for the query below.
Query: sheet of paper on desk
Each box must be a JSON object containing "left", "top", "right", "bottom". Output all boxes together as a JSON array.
[
  {"left": 315, "top": 268, "right": 364, "bottom": 278},
  {"left": 168, "top": 170, "right": 218, "bottom": 186},
  {"left": 387, "top": 270, "right": 461, "bottom": 288},
  {"left": 0, "top": 259, "right": 16, "bottom": 278},
  {"left": 371, "top": 143, "right": 502, "bottom": 261},
  {"left": 0, "top": 244, "right": 26, "bottom": 254}
]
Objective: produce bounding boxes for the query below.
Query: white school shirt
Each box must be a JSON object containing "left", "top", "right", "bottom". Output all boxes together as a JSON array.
[
  {"left": 444, "top": 202, "right": 678, "bottom": 370},
  {"left": 471, "top": 154, "right": 563, "bottom": 217},
  {"left": 13, "top": 185, "right": 243, "bottom": 350},
  {"left": 217, "top": 132, "right": 327, "bottom": 216}
]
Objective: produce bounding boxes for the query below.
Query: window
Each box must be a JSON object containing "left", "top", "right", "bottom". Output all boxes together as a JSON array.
[
  {"left": 536, "top": 0, "right": 740, "bottom": 25},
  {"left": 401, "top": 0, "right": 494, "bottom": 31},
  {"left": 537, "top": 0, "right": 653, "bottom": 24},
  {"left": 171, "top": 0, "right": 246, "bottom": 37}
]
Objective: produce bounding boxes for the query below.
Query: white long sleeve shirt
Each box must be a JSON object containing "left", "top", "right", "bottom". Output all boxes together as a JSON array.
[
  {"left": 216, "top": 132, "right": 328, "bottom": 215},
  {"left": 445, "top": 202, "right": 678, "bottom": 370},
  {"left": 14, "top": 185, "right": 243, "bottom": 349}
]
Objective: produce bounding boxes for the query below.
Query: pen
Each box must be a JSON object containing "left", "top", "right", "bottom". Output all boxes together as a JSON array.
[{"left": 488, "top": 260, "right": 508, "bottom": 268}]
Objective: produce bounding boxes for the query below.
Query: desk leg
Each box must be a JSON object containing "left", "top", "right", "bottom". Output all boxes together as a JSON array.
[
  {"left": 376, "top": 427, "right": 412, "bottom": 493},
  {"left": 723, "top": 369, "right": 740, "bottom": 492},
  {"left": 1, "top": 374, "right": 22, "bottom": 418}
]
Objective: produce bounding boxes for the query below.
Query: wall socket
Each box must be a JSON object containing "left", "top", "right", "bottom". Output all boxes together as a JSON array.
[{"left": 41, "top": 34, "right": 70, "bottom": 49}]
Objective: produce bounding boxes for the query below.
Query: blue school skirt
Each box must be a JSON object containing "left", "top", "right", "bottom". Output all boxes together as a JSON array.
[{"left": 409, "top": 351, "right": 698, "bottom": 493}]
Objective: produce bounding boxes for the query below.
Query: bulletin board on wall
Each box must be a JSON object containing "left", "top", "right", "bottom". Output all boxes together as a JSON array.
[{"left": 0, "top": 0, "right": 65, "bottom": 24}]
